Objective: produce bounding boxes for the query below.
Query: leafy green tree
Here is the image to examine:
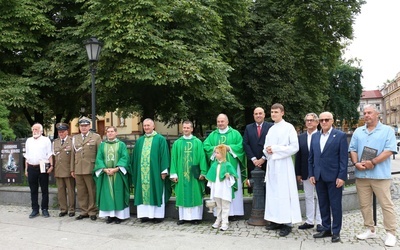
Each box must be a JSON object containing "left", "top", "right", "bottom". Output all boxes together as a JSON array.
[
  {"left": 72, "top": 0, "right": 246, "bottom": 127},
  {"left": 231, "top": 0, "right": 365, "bottom": 127},
  {"left": 0, "top": 103, "right": 15, "bottom": 140},
  {"left": 0, "top": 0, "right": 56, "bottom": 131},
  {"left": 325, "top": 59, "right": 363, "bottom": 129}
]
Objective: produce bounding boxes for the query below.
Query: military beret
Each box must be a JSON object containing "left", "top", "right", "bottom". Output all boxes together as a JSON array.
[
  {"left": 78, "top": 116, "right": 91, "bottom": 125},
  {"left": 56, "top": 123, "right": 69, "bottom": 130}
]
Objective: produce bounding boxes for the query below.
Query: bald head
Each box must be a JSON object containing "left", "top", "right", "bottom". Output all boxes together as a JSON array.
[
  {"left": 217, "top": 114, "right": 229, "bottom": 130},
  {"left": 253, "top": 107, "right": 265, "bottom": 125}
]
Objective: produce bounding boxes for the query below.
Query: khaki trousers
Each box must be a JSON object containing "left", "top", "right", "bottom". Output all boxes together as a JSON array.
[
  {"left": 56, "top": 177, "right": 76, "bottom": 213},
  {"left": 75, "top": 174, "right": 97, "bottom": 216},
  {"left": 356, "top": 178, "right": 397, "bottom": 235}
]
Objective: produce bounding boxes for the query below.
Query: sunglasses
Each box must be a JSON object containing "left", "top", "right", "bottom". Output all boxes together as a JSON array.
[
  {"left": 305, "top": 119, "right": 315, "bottom": 122},
  {"left": 320, "top": 118, "right": 331, "bottom": 123}
]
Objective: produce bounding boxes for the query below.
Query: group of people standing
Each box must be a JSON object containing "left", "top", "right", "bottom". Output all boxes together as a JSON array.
[{"left": 23, "top": 103, "right": 397, "bottom": 246}]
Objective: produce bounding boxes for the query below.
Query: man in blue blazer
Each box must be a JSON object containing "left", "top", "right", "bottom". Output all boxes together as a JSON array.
[
  {"left": 295, "top": 113, "right": 322, "bottom": 231},
  {"left": 308, "top": 112, "right": 348, "bottom": 243},
  {"left": 243, "top": 107, "right": 273, "bottom": 192}
]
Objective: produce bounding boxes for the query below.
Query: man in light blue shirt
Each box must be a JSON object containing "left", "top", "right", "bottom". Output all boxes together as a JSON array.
[{"left": 349, "top": 104, "right": 397, "bottom": 247}]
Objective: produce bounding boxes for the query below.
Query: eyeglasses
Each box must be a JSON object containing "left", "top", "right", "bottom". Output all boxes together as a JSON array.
[
  {"left": 305, "top": 119, "right": 315, "bottom": 123},
  {"left": 320, "top": 118, "right": 331, "bottom": 123}
]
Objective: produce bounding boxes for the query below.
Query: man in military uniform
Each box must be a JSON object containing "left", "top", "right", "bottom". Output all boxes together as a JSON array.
[
  {"left": 71, "top": 117, "right": 102, "bottom": 220},
  {"left": 53, "top": 123, "right": 75, "bottom": 217}
]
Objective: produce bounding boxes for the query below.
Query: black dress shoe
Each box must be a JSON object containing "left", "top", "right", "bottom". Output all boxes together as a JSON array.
[
  {"left": 90, "top": 215, "right": 97, "bottom": 221},
  {"left": 298, "top": 222, "right": 314, "bottom": 230},
  {"left": 153, "top": 218, "right": 163, "bottom": 224},
  {"left": 265, "top": 222, "right": 283, "bottom": 230},
  {"left": 42, "top": 209, "right": 50, "bottom": 218},
  {"left": 140, "top": 217, "right": 150, "bottom": 223},
  {"left": 29, "top": 210, "right": 39, "bottom": 219},
  {"left": 331, "top": 234, "right": 341, "bottom": 243},
  {"left": 59, "top": 212, "right": 68, "bottom": 217},
  {"left": 316, "top": 224, "right": 324, "bottom": 232},
  {"left": 69, "top": 212, "right": 75, "bottom": 217},
  {"left": 279, "top": 225, "right": 292, "bottom": 237},
  {"left": 106, "top": 217, "right": 114, "bottom": 224},
  {"left": 313, "top": 231, "right": 332, "bottom": 238},
  {"left": 76, "top": 214, "right": 89, "bottom": 220},
  {"left": 115, "top": 218, "right": 122, "bottom": 224},
  {"left": 177, "top": 220, "right": 185, "bottom": 225},
  {"left": 228, "top": 216, "right": 238, "bottom": 221}
]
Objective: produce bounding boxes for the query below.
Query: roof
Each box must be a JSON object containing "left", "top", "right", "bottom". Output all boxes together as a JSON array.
[{"left": 361, "top": 90, "right": 382, "bottom": 99}]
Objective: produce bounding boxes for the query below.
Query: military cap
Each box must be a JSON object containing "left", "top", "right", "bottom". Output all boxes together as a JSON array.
[
  {"left": 56, "top": 123, "right": 69, "bottom": 130},
  {"left": 78, "top": 116, "right": 91, "bottom": 125}
]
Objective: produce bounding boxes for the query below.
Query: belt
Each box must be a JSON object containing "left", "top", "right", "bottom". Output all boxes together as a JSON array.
[{"left": 28, "top": 164, "right": 40, "bottom": 167}]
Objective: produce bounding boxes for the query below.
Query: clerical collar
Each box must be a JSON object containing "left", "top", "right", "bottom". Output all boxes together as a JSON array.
[
  {"left": 107, "top": 138, "right": 118, "bottom": 142},
  {"left": 183, "top": 135, "right": 193, "bottom": 139},
  {"left": 145, "top": 131, "right": 157, "bottom": 137},
  {"left": 218, "top": 127, "right": 229, "bottom": 134}
]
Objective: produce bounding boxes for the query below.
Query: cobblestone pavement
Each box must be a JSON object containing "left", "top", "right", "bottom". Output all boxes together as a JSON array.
[{"left": 3, "top": 178, "right": 400, "bottom": 249}]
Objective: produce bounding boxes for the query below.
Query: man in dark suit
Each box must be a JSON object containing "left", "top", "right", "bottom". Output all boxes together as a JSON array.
[
  {"left": 243, "top": 107, "right": 273, "bottom": 192},
  {"left": 295, "top": 113, "right": 322, "bottom": 231},
  {"left": 308, "top": 111, "right": 348, "bottom": 243}
]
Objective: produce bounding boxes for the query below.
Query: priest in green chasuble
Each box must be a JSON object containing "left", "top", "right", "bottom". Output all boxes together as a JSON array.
[
  {"left": 203, "top": 114, "right": 247, "bottom": 218},
  {"left": 94, "top": 126, "right": 131, "bottom": 224},
  {"left": 131, "top": 118, "right": 170, "bottom": 223},
  {"left": 170, "top": 121, "right": 208, "bottom": 225}
]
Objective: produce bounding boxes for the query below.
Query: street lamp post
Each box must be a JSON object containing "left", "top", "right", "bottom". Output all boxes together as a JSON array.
[{"left": 84, "top": 37, "right": 102, "bottom": 132}]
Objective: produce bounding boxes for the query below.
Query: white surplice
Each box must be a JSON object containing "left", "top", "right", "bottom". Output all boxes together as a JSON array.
[{"left": 263, "top": 119, "right": 302, "bottom": 224}]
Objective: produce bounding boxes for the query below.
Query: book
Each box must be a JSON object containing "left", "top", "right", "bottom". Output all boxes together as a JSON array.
[
  {"left": 191, "top": 165, "right": 201, "bottom": 179},
  {"left": 39, "top": 160, "right": 50, "bottom": 173},
  {"left": 360, "top": 146, "right": 378, "bottom": 161}
]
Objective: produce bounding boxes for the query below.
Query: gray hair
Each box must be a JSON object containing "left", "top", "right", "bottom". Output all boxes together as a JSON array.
[
  {"left": 304, "top": 113, "right": 319, "bottom": 122},
  {"left": 32, "top": 123, "right": 43, "bottom": 132}
]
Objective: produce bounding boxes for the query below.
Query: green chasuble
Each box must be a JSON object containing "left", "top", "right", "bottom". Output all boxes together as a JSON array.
[
  {"left": 131, "top": 132, "right": 170, "bottom": 206},
  {"left": 170, "top": 136, "right": 208, "bottom": 207},
  {"left": 94, "top": 139, "right": 130, "bottom": 211},
  {"left": 203, "top": 126, "right": 247, "bottom": 182}
]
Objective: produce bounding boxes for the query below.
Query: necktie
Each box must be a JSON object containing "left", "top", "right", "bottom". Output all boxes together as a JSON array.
[
  {"left": 257, "top": 125, "right": 261, "bottom": 138},
  {"left": 61, "top": 139, "right": 65, "bottom": 145}
]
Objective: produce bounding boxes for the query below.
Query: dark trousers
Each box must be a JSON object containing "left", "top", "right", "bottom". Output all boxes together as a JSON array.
[
  {"left": 27, "top": 165, "right": 49, "bottom": 211},
  {"left": 316, "top": 180, "right": 343, "bottom": 235}
]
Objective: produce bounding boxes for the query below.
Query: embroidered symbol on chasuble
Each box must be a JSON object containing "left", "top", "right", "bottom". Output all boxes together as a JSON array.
[
  {"left": 183, "top": 141, "right": 193, "bottom": 181},
  {"left": 218, "top": 135, "right": 227, "bottom": 145},
  {"left": 140, "top": 137, "right": 153, "bottom": 204}
]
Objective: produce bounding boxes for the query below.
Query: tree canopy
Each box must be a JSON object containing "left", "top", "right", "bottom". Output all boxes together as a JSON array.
[{"left": 0, "top": 0, "right": 365, "bottom": 137}]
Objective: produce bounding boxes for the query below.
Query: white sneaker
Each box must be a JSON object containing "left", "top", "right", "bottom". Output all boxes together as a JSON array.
[
  {"left": 212, "top": 222, "right": 220, "bottom": 229},
  {"left": 220, "top": 225, "right": 229, "bottom": 231},
  {"left": 356, "top": 229, "right": 377, "bottom": 240},
  {"left": 385, "top": 233, "right": 397, "bottom": 247}
]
